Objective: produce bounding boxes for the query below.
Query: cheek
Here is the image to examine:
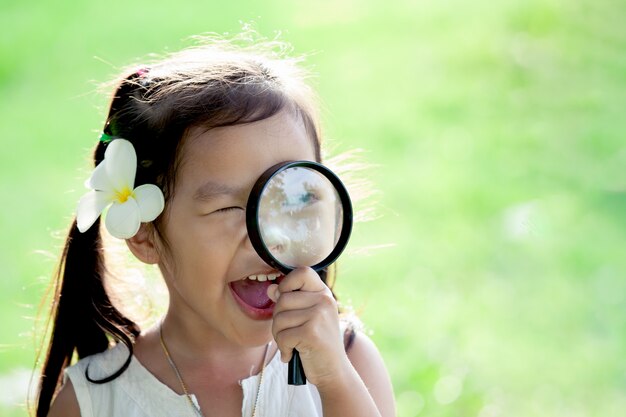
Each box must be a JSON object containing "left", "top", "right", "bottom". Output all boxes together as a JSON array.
[{"left": 160, "top": 211, "right": 246, "bottom": 275}]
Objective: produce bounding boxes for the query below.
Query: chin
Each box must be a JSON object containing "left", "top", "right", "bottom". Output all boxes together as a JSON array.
[{"left": 232, "top": 325, "right": 274, "bottom": 348}]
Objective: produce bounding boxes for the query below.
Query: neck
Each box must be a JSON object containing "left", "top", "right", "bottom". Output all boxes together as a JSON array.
[{"left": 158, "top": 311, "right": 272, "bottom": 380}]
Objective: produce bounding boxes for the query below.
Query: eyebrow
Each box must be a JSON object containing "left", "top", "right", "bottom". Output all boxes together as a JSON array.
[{"left": 193, "top": 180, "right": 243, "bottom": 202}]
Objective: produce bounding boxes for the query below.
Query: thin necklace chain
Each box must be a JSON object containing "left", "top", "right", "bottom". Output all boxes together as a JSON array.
[{"left": 159, "top": 323, "right": 270, "bottom": 417}]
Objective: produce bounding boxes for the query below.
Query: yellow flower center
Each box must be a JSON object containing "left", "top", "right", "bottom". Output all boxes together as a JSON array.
[{"left": 115, "top": 187, "right": 135, "bottom": 203}]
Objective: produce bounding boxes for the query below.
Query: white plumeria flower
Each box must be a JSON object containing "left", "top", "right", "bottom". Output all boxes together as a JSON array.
[{"left": 76, "top": 138, "right": 165, "bottom": 239}]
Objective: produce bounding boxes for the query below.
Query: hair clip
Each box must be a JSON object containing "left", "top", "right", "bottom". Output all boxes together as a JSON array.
[
  {"left": 99, "top": 132, "right": 113, "bottom": 143},
  {"left": 135, "top": 67, "right": 150, "bottom": 77}
]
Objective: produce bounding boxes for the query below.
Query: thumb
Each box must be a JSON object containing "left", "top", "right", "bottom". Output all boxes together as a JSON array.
[{"left": 267, "top": 283, "right": 280, "bottom": 302}]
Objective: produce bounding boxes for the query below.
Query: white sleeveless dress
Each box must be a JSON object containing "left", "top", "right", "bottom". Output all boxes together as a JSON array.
[{"left": 64, "top": 342, "right": 323, "bottom": 417}]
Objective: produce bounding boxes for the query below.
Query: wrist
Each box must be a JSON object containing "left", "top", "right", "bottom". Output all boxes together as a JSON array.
[{"left": 313, "top": 356, "right": 360, "bottom": 398}]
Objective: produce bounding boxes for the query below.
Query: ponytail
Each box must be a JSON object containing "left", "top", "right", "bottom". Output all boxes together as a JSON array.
[
  {"left": 35, "top": 218, "right": 140, "bottom": 417},
  {"left": 35, "top": 70, "right": 154, "bottom": 416}
]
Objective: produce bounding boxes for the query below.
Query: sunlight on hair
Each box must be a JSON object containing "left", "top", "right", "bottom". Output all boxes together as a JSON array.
[
  {"left": 325, "top": 149, "right": 395, "bottom": 260},
  {"left": 325, "top": 149, "right": 380, "bottom": 223},
  {"left": 100, "top": 227, "right": 168, "bottom": 331}
]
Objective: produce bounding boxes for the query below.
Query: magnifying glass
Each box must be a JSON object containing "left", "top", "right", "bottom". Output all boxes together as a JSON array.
[{"left": 246, "top": 160, "right": 353, "bottom": 385}]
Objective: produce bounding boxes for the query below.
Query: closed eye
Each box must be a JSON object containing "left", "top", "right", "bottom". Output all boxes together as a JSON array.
[{"left": 214, "top": 206, "right": 244, "bottom": 214}]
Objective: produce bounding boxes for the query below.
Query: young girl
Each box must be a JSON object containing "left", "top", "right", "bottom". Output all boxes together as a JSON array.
[{"left": 36, "top": 35, "right": 395, "bottom": 417}]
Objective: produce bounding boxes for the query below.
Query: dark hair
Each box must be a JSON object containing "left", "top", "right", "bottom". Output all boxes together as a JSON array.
[{"left": 34, "top": 37, "right": 329, "bottom": 417}]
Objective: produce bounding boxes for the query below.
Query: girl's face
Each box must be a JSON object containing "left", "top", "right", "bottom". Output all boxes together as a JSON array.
[{"left": 157, "top": 110, "right": 317, "bottom": 347}]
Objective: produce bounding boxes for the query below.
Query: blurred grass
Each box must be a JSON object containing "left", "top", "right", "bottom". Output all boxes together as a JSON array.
[{"left": 1, "top": 0, "right": 625, "bottom": 416}]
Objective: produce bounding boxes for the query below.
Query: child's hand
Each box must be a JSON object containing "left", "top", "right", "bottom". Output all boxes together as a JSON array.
[{"left": 267, "top": 267, "right": 349, "bottom": 389}]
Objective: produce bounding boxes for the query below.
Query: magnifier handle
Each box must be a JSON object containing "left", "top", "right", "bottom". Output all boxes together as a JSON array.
[{"left": 288, "top": 349, "right": 306, "bottom": 385}]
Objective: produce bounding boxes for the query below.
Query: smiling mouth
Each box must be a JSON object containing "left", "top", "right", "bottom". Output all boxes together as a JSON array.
[{"left": 229, "top": 272, "right": 285, "bottom": 314}]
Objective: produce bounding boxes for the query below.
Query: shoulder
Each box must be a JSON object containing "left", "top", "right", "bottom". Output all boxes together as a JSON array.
[
  {"left": 47, "top": 379, "right": 81, "bottom": 417},
  {"left": 57, "top": 343, "right": 131, "bottom": 417},
  {"left": 68, "top": 343, "right": 130, "bottom": 379},
  {"left": 346, "top": 331, "right": 396, "bottom": 417},
  {"left": 345, "top": 330, "right": 389, "bottom": 382}
]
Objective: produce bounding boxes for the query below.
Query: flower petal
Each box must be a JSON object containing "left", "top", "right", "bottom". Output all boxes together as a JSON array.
[
  {"left": 105, "top": 139, "right": 137, "bottom": 192},
  {"left": 133, "top": 184, "right": 165, "bottom": 222},
  {"left": 86, "top": 159, "right": 112, "bottom": 191},
  {"left": 76, "top": 191, "right": 111, "bottom": 232},
  {"left": 104, "top": 197, "right": 141, "bottom": 239}
]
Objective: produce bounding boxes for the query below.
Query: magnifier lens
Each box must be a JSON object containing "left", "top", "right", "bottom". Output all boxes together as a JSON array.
[{"left": 257, "top": 167, "right": 343, "bottom": 268}]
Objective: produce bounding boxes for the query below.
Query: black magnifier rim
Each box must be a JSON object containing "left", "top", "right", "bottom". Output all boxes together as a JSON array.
[{"left": 246, "top": 160, "right": 353, "bottom": 275}]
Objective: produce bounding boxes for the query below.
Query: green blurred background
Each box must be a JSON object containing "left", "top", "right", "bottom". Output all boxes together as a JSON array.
[{"left": 1, "top": 0, "right": 625, "bottom": 416}]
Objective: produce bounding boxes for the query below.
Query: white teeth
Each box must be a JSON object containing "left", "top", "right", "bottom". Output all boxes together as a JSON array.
[{"left": 246, "top": 273, "right": 280, "bottom": 281}]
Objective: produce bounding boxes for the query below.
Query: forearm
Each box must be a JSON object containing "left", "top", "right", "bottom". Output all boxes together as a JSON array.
[{"left": 316, "top": 361, "right": 383, "bottom": 417}]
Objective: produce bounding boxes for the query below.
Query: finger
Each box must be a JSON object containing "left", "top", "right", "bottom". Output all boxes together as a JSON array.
[
  {"left": 273, "top": 325, "right": 311, "bottom": 363},
  {"left": 272, "top": 306, "right": 315, "bottom": 334},
  {"left": 267, "top": 283, "right": 280, "bottom": 302},
  {"left": 272, "top": 289, "right": 336, "bottom": 316},
  {"left": 272, "top": 306, "right": 341, "bottom": 361},
  {"left": 271, "top": 308, "right": 315, "bottom": 363},
  {"left": 278, "top": 267, "right": 326, "bottom": 294}
]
